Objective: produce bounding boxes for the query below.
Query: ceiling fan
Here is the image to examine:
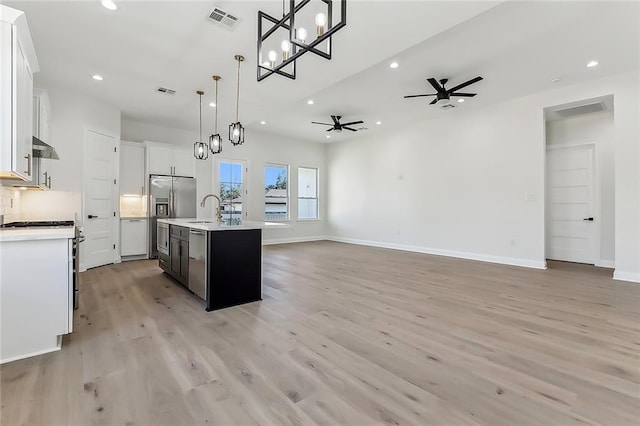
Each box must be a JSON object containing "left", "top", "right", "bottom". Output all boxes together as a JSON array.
[
  {"left": 404, "top": 76, "right": 483, "bottom": 108},
  {"left": 311, "top": 115, "right": 364, "bottom": 132}
]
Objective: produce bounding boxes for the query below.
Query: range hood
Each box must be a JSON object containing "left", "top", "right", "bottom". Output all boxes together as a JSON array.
[{"left": 32, "top": 136, "right": 59, "bottom": 160}]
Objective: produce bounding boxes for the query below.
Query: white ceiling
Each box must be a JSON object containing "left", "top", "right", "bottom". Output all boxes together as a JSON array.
[{"left": 6, "top": 1, "right": 639, "bottom": 144}]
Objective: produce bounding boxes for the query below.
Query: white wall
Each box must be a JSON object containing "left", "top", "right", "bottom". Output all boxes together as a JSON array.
[
  {"left": 546, "top": 111, "right": 615, "bottom": 266},
  {"left": 327, "top": 70, "right": 640, "bottom": 281},
  {"left": 122, "top": 119, "right": 328, "bottom": 243},
  {"left": 19, "top": 85, "right": 121, "bottom": 222}
]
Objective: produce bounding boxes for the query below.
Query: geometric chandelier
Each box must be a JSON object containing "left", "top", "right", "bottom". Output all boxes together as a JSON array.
[{"left": 257, "top": 0, "right": 347, "bottom": 81}]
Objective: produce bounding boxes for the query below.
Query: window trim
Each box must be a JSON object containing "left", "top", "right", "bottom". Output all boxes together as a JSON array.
[
  {"left": 297, "top": 166, "right": 319, "bottom": 220},
  {"left": 214, "top": 157, "right": 247, "bottom": 223},
  {"left": 264, "top": 162, "right": 290, "bottom": 222}
]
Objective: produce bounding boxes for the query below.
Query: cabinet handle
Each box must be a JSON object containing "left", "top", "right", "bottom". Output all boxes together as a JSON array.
[
  {"left": 48, "top": 176, "right": 51, "bottom": 188},
  {"left": 141, "top": 186, "right": 144, "bottom": 195},
  {"left": 128, "top": 219, "right": 141, "bottom": 222},
  {"left": 24, "top": 154, "right": 31, "bottom": 175},
  {"left": 43, "top": 171, "right": 48, "bottom": 186}
]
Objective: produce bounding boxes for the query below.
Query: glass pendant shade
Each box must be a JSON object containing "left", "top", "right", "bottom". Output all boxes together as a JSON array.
[
  {"left": 229, "top": 122, "right": 245, "bottom": 146},
  {"left": 193, "top": 90, "right": 208, "bottom": 160},
  {"left": 194, "top": 141, "right": 208, "bottom": 160},
  {"left": 210, "top": 133, "right": 222, "bottom": 154}
]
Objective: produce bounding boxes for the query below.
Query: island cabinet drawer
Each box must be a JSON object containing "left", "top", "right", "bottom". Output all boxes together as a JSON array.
[{"left": 169, "top": 225, "right": 189, "bottom": 240}]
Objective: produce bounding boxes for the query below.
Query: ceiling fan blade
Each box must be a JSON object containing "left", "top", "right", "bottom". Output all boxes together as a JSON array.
[
  {"left": 450, "top": 93, "right": 477, "bottom": 97},
  {"left": 404, "top": 94, "right": 437, "bottom": 98},
  {"left": 311, "top": 122, "right": 333, "bottom": 125},
  {"left": 447, "top": 76, "right": 483, "bottom": 94},
  {"left": 430, "top": 98, "right": 438, "bottom": 105},
  {"left": 331, "top": 115, "right": 340, "bottom": 125},
  {"left": 341, "top": 120, "right": 364, "bottom": 126},
  {"left": 427, "top": 78, "right": 443, "bottom": 92},
  {"left": 343, "top": 127, "right": 358, "bottom": 132},
  {"left": 326, "top": 128, "right": 334, "bottom": 132}
]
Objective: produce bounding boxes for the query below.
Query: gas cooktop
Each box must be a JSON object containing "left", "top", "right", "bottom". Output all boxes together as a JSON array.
[{"left": 0, "top": 220, "right": 75, "bottom": 229}]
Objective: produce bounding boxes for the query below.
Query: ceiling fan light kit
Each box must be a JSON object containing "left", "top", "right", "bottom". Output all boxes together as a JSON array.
[
  {"left": 311, "top": 115, "right": 364, "bottom": 133},
  {"left": 257, "top": 0, "right": 347, "bottom": 81},
  {"left": 404, "top": 76, "right": 483, "bottom": 109},
  {"left": 193, "top": 90, "right": 209, "bottom": 160}
]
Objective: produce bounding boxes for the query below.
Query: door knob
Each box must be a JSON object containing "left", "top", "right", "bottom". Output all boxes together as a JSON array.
[
  {"left": 583, "top": 217, "right": 594, "bottom": 221},
  {"left": 88, "top": 214, "right": 97, "bottom": 219}
]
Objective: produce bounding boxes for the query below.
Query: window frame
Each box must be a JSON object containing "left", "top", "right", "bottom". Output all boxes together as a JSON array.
[
  {"left": 264, "top": 163, "right": 290, "bottom": 222},
  {"left": 297, "top": 166, "right": 319, "bottom": 221},
  {"left": 214, "top": 157, "right": 247, "bottom": 224}
]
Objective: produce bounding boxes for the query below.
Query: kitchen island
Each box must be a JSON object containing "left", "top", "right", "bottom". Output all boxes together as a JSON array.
[{"left": 157, "top": 219, "right": 273, "bottom": 311}]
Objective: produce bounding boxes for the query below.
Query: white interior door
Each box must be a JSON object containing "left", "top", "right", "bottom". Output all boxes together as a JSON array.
[
  {"left": 83, "top": 129, "right": 117, "bottom": 270},
  {"left": 546, "top": 144, "right": 597, "bottom": 264}
]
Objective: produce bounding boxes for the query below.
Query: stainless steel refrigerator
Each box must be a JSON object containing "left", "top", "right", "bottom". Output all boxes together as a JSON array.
[{"left": 148, "top": 175, "right": 197, "bottom": 258}]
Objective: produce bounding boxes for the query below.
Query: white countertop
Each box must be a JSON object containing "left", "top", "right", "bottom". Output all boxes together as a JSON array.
[
  {"left": 0, "top": 227, "right": 75, "bottom": 242},
  {"left": 157, "top": 218, "right": 288, "bottom": 232}
]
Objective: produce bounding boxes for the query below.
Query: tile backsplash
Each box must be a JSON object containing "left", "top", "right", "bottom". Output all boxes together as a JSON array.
[{"left": 0, "top": 186, "right": 21, "bottom": 219}]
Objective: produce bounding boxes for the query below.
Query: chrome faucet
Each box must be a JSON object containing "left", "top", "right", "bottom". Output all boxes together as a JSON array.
[{"left": 200, "top": 194, "right": 223, "bottom": 223}]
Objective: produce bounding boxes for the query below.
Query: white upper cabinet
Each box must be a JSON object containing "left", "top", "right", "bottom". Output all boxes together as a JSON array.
[
  {"left": 120, "top": 141, "right": 145, "bottom": 196},
  {"left": 172, "top": 148, "right": 195, "bottom": 177},
  {"left": 0, "top": 6, "right": 39, "bottom": 181},
  {"left": 146, "top": 143, "right": 195, "bottom": 177}
]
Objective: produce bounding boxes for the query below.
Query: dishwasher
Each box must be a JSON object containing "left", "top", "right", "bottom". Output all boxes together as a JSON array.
[{"left": 188, "top": 229, "right": 207, "bottom": 300}]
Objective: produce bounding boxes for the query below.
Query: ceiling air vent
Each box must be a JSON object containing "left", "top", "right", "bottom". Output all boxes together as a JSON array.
[
  {"left": 555, "top": 102, "right": 605, "bottom": 118},
  {"left": 208, "top": 7, "right": 240, "bottom": 30},
  {"left": 156, "top": 87, "right": 176, "bottom": 95}
]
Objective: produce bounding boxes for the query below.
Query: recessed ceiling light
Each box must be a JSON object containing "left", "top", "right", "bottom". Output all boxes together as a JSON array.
[
  {"left": 457, "top": 98, "right": 465, "bottom": 103},
  {"left": 326, "top": 135, "right": 331, "bottom": 138},
  {"left": 307, "top": 99, "right": 314, "bottom": 105},
  {"left": 551, "top": 76, "right": 561, "bottom": 83},
  {"left": 376, "top": 121, "right": 382, "bottom": 125},
  {"left": 101, "top": 0, "right": 117, "bottom": 11},
  {"left": 209, "top": 102, "right": 216, "bottom": 107},
  {"left": 389, "top": 62, "right": 399, "bottom": 69},
  {"left": 587, "top": 60, "right": 598, "bottom": 68},
  {"left": 260, "top": 121, "right": 266, "bottom": 125},
  {"left": 92, "top": 74, "right": 103, "bottom": 81}
]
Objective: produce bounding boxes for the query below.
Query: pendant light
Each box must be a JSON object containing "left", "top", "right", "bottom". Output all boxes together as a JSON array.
[
  {"left": 209, "top": 76, "right": 222, "bottom": 155},
  {"left": 229, "top": 55, "right": 245, "bottom": 146},
  {"left": 193, "top": 90, "right": 208, "bottom": 160}
]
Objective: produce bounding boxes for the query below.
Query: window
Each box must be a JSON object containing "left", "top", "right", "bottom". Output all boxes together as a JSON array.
[
  {"left": 218, "top": 160, "right": 245, "bottom": 225},
  {"left": 264, "top": 164, "right": 289, "bottom": 220},
  {"left": 298, "top": 167, "right": 318, "bottom": 219}
]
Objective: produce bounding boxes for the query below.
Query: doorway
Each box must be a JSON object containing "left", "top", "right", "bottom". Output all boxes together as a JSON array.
[{"left": 544, "top": 95, "right": 615, "bottom": 267}]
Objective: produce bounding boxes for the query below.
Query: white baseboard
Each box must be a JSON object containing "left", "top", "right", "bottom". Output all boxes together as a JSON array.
[
  {"left": 262, "top": 235, "right": 329, "bottom": 246},
  {"left": 596, "top": 259, "right": 615, "bottom": 268},
  {"left": 613, "top": 270, "right": 640, "bottom": 283},
  {"left": 327, "top": 236, "right": 547, "bottom": 270}
]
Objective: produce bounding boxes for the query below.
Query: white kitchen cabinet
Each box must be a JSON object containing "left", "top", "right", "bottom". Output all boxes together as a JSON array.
[
  {"left": 172, "top": 148, "right": 195, "bottom": 176},
  {"left": 0, "top": 6, "right": 39, "bottom": 181},
  {"left": 120, "top": 141, "right": 145, "bottom": 195},
  {"left": 147, "top": 143, "right": 195, "bottom": 177},
  {"left": 120, "top": 218, "right": 147, "bottom": 257},
  {"left": 0, "top": 234, "right": 72, "bottom": 363}
]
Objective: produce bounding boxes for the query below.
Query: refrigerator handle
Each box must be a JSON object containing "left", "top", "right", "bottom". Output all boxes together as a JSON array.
[{"left": 169, "top": 187, "right": 174, "bottom": 217}]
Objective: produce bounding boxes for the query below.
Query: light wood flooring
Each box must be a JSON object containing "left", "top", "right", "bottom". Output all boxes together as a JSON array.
[{"left": 2, "top": 241, "right": 639, "bottom": 425}]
